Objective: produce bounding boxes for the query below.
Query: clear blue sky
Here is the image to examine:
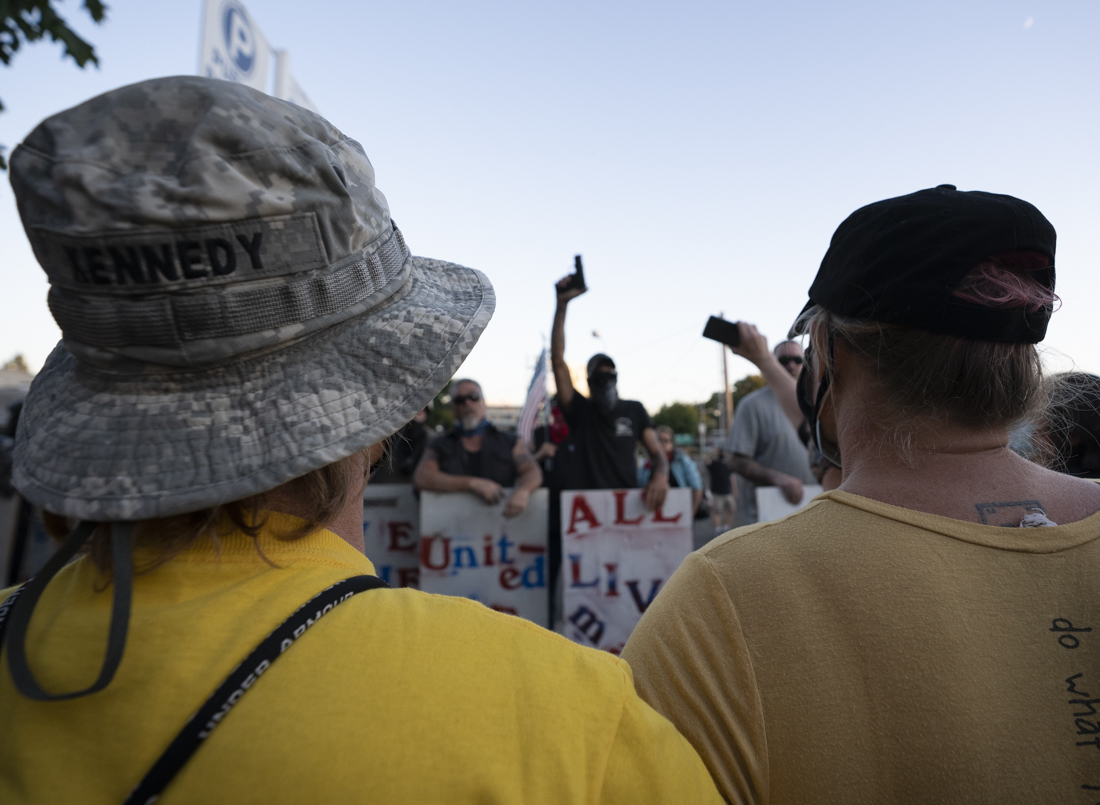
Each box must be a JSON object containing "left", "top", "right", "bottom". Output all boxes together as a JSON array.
[{"left": 2, "top": 0, "right": 1098, "bottom": 411}]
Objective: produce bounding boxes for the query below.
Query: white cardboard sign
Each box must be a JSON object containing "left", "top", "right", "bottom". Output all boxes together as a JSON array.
[
  {"left": 561, "top": 488, "right": 693, "bottom": 654},
  {"left": 755, "top": 484, "right": 823, "bottom": 523},
  {"left": 362, "top": 484, "right": 421, "bottom": 588},
  {"left": 419, "top": 489, "right": 549, "bottom": 626}
]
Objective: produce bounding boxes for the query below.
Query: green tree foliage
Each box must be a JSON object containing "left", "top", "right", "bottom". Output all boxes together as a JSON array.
[
  {"left": 0, "top": 0, "right": 107, "bottom": 169},
  {"left": 663, "top": 374, "right": 766, "bottom": 436},
  {"left": 699, "top": 375, "right": 766, "bottom": 429},
  {"left": 733, "top": 374, "right": 766, "bottom": 410},
  {"left": 653, "top": 402, "right": 699, "bottom": 435}
]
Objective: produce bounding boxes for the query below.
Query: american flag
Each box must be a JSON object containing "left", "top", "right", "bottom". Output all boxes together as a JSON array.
[{"left": 518, "top": 349, "right": 548, "bottom": 445}]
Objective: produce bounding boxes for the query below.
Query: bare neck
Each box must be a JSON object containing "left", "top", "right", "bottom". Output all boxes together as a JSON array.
[
  {"left": 324, "top": 493, "right": 367, "bottom": 552},
  {"left": 263, "top": 455, "right": 368, "bottom": 553},
  {"left": 836, "top": 404, "right": 1100, "bottom": 526}
]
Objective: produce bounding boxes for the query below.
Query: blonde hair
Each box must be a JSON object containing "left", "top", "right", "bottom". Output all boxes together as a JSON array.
[
  {"left": 794, "top": 303, "right": 1049, "bottom": 468},
  {"left": 44, "top": 450, "right": 371, "bottom": 578}
]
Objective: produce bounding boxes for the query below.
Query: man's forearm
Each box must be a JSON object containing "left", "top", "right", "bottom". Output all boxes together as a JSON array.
[
  {"left": 728, "top": 455, "right": 787, "bottom": 487},
  {"left": 649, "top": 450, "right": 669, "bottom": 479},
  {"left": 755, "top": 354, "right": 803, "bottom": 432},
  {"left": 515, "top": 460, "right": 542, "bottom": 494},
  {"left": 551, "top": 306, "right": 567, "bottom": 368},
  {"left": 550, "top": 304, "right": 574, "bottom": 407},
  {"left": 414, "top": 464, "right": 473, "bottom": 493}
]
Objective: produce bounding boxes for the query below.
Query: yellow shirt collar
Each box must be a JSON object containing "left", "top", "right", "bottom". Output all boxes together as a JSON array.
[{"left": 158, "top": 510, "right": 375, "bottom": 574}]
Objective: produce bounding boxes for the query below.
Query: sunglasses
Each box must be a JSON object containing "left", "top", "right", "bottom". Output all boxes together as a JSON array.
[
  {"left": 452, "top": 392, "right": 482, "bottom": 406},
  {"left": 778, "top": 356, "right": 804, "bottom": 367}
]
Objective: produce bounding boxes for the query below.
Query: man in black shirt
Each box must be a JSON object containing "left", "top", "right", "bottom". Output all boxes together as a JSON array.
[
  {"left": 550, "top": 278, "right": 668, "bottom": 508},
  {"left": 532, "top": 401, "right": 588, "bottom": 623},
  {"left": 531, "top": 401, "right": 586, "bottom": 493},
  {"left": 414, "top": 379, "right": 542, "bottom": 517}
]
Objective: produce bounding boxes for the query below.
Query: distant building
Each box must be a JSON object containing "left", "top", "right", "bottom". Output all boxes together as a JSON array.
[{"left": 486, "top": 405, "right": 523, "bottom": 432}]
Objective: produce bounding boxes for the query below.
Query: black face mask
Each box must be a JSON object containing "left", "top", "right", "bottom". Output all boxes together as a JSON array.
[
  {"left": 797, "top": 341, "right": 842, "bottom": 469},
  {"left": 588, "top": 371, "right": 619, "bottom": 414}
]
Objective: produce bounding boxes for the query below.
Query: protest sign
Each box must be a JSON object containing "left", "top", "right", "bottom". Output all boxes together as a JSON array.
[
  {"left": 756, "top": 484, "right": 823, "bottom": 523},
  {"left": 419, "top": 489, "right": 549, "bottom": 625},
  {"left": 561, "top": 488, "right": 693, "bottom": 654},
  {"left": 363, "top": 485, "right": 420, "bottom": 588}
]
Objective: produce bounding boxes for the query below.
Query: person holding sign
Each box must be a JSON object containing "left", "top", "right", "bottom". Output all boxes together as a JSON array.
[
  {"left": 414, "top": 379, "right": 542, "bottom": 517},
  {"left": 0, "top": 77, "right": 723, "bottom": 805},
  {"left": 624, "top": 185, "right": 1100, "bottom": 804}
]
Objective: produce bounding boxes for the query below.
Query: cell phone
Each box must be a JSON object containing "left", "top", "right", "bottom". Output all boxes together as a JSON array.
[
  {"left": 703, "top": 316, "right": 741, "bottom": 348},
  {"left": 564, "top": 255, "right": 587, "bottom": 292}
]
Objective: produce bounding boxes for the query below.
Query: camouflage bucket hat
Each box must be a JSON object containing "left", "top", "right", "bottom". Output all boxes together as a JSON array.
[{"left": 8, "top": 76, "right": 495, "bottom": 521}]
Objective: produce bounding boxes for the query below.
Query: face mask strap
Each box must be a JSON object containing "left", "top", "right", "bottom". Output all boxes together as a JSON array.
[
  {"left": 5, "top": 520, "right": 133, "bottom": 701},
  {"left": 798, "top": 334, "right": 842, "bottom": 470}
]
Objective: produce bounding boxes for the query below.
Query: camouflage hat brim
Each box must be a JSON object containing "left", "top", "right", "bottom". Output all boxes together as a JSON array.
[{"left": 12, "top": 256, "right": 494, "bottom": 521}]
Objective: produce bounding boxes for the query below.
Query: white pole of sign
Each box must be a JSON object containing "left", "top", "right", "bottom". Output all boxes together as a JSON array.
[
  {"left": 560, "top": 488, "right": 693, "bottom": 654},
  {"left": 273, "top": 49, "right": 290, "bottom": 100},
  {"left": 285, "top": 73, "right": 320, "bottom": 114},
  {"left": 419, "top": 489, "right": 550, "bottom": 626}
]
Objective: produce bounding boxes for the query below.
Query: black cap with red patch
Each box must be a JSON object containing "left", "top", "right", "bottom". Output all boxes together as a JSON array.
[{"left": 791, "top": 185, "right": 1057, "bottom": 343}]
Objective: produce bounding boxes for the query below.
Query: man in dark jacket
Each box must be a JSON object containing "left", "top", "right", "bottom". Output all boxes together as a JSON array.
[{"left": 414, "top": 379, "right": 542, "bottom": 517}]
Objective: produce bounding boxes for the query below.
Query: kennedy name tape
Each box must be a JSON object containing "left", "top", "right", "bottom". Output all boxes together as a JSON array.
[{"left": 35, "top": 214, "right": 326, "bottom": 290}]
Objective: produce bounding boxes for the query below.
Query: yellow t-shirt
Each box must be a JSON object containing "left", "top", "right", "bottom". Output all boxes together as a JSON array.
[
  {"left": 0, "top": 513, "right": 722, "bottom": 804},
  {"left": 622, "top": 491, "right": 1100, "bottom": 805}
]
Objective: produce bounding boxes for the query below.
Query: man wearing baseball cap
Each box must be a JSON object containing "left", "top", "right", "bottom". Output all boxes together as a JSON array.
[
  {"left": 623, "top": 185, "right": 1100, "bottom": 803},
  {"left": 0, "top": 77, "right": 723, "bottom": 804}
]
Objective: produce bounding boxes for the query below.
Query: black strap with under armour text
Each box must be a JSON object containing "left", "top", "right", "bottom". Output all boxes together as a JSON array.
[{"left": 123, "top": 574, "right": 388, "bottom": 805}]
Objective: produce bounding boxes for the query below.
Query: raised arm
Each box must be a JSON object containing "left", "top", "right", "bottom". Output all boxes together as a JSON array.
[
  {"left": 728, "top": 323, "right": 803, "bottom": 431},
  {"left": 552, "top": 277, "right": 586, "bottom": 410}
]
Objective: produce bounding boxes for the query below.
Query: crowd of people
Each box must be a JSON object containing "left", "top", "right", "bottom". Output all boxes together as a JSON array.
[{"left": 1, "top": 76, "right": 1098, "bottom": 804}]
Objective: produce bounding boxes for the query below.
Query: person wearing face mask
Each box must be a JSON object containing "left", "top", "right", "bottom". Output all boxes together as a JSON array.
[
  {"left": 414, "top": 379, "right": 542, "bottom": 517},
  {"left": 0, "top": 77, "right": 726, "bottom": 804},
  {"left": 623, "top": 185, "right": 1100, "bottom": 805},
  {"left": 550, "top": 279, "right": 669, "bottom": 510}
]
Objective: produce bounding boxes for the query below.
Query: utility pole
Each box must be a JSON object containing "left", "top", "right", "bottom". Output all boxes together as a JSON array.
[{"left": 720, "top": 312, "right": 733, "bottom": 438}]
